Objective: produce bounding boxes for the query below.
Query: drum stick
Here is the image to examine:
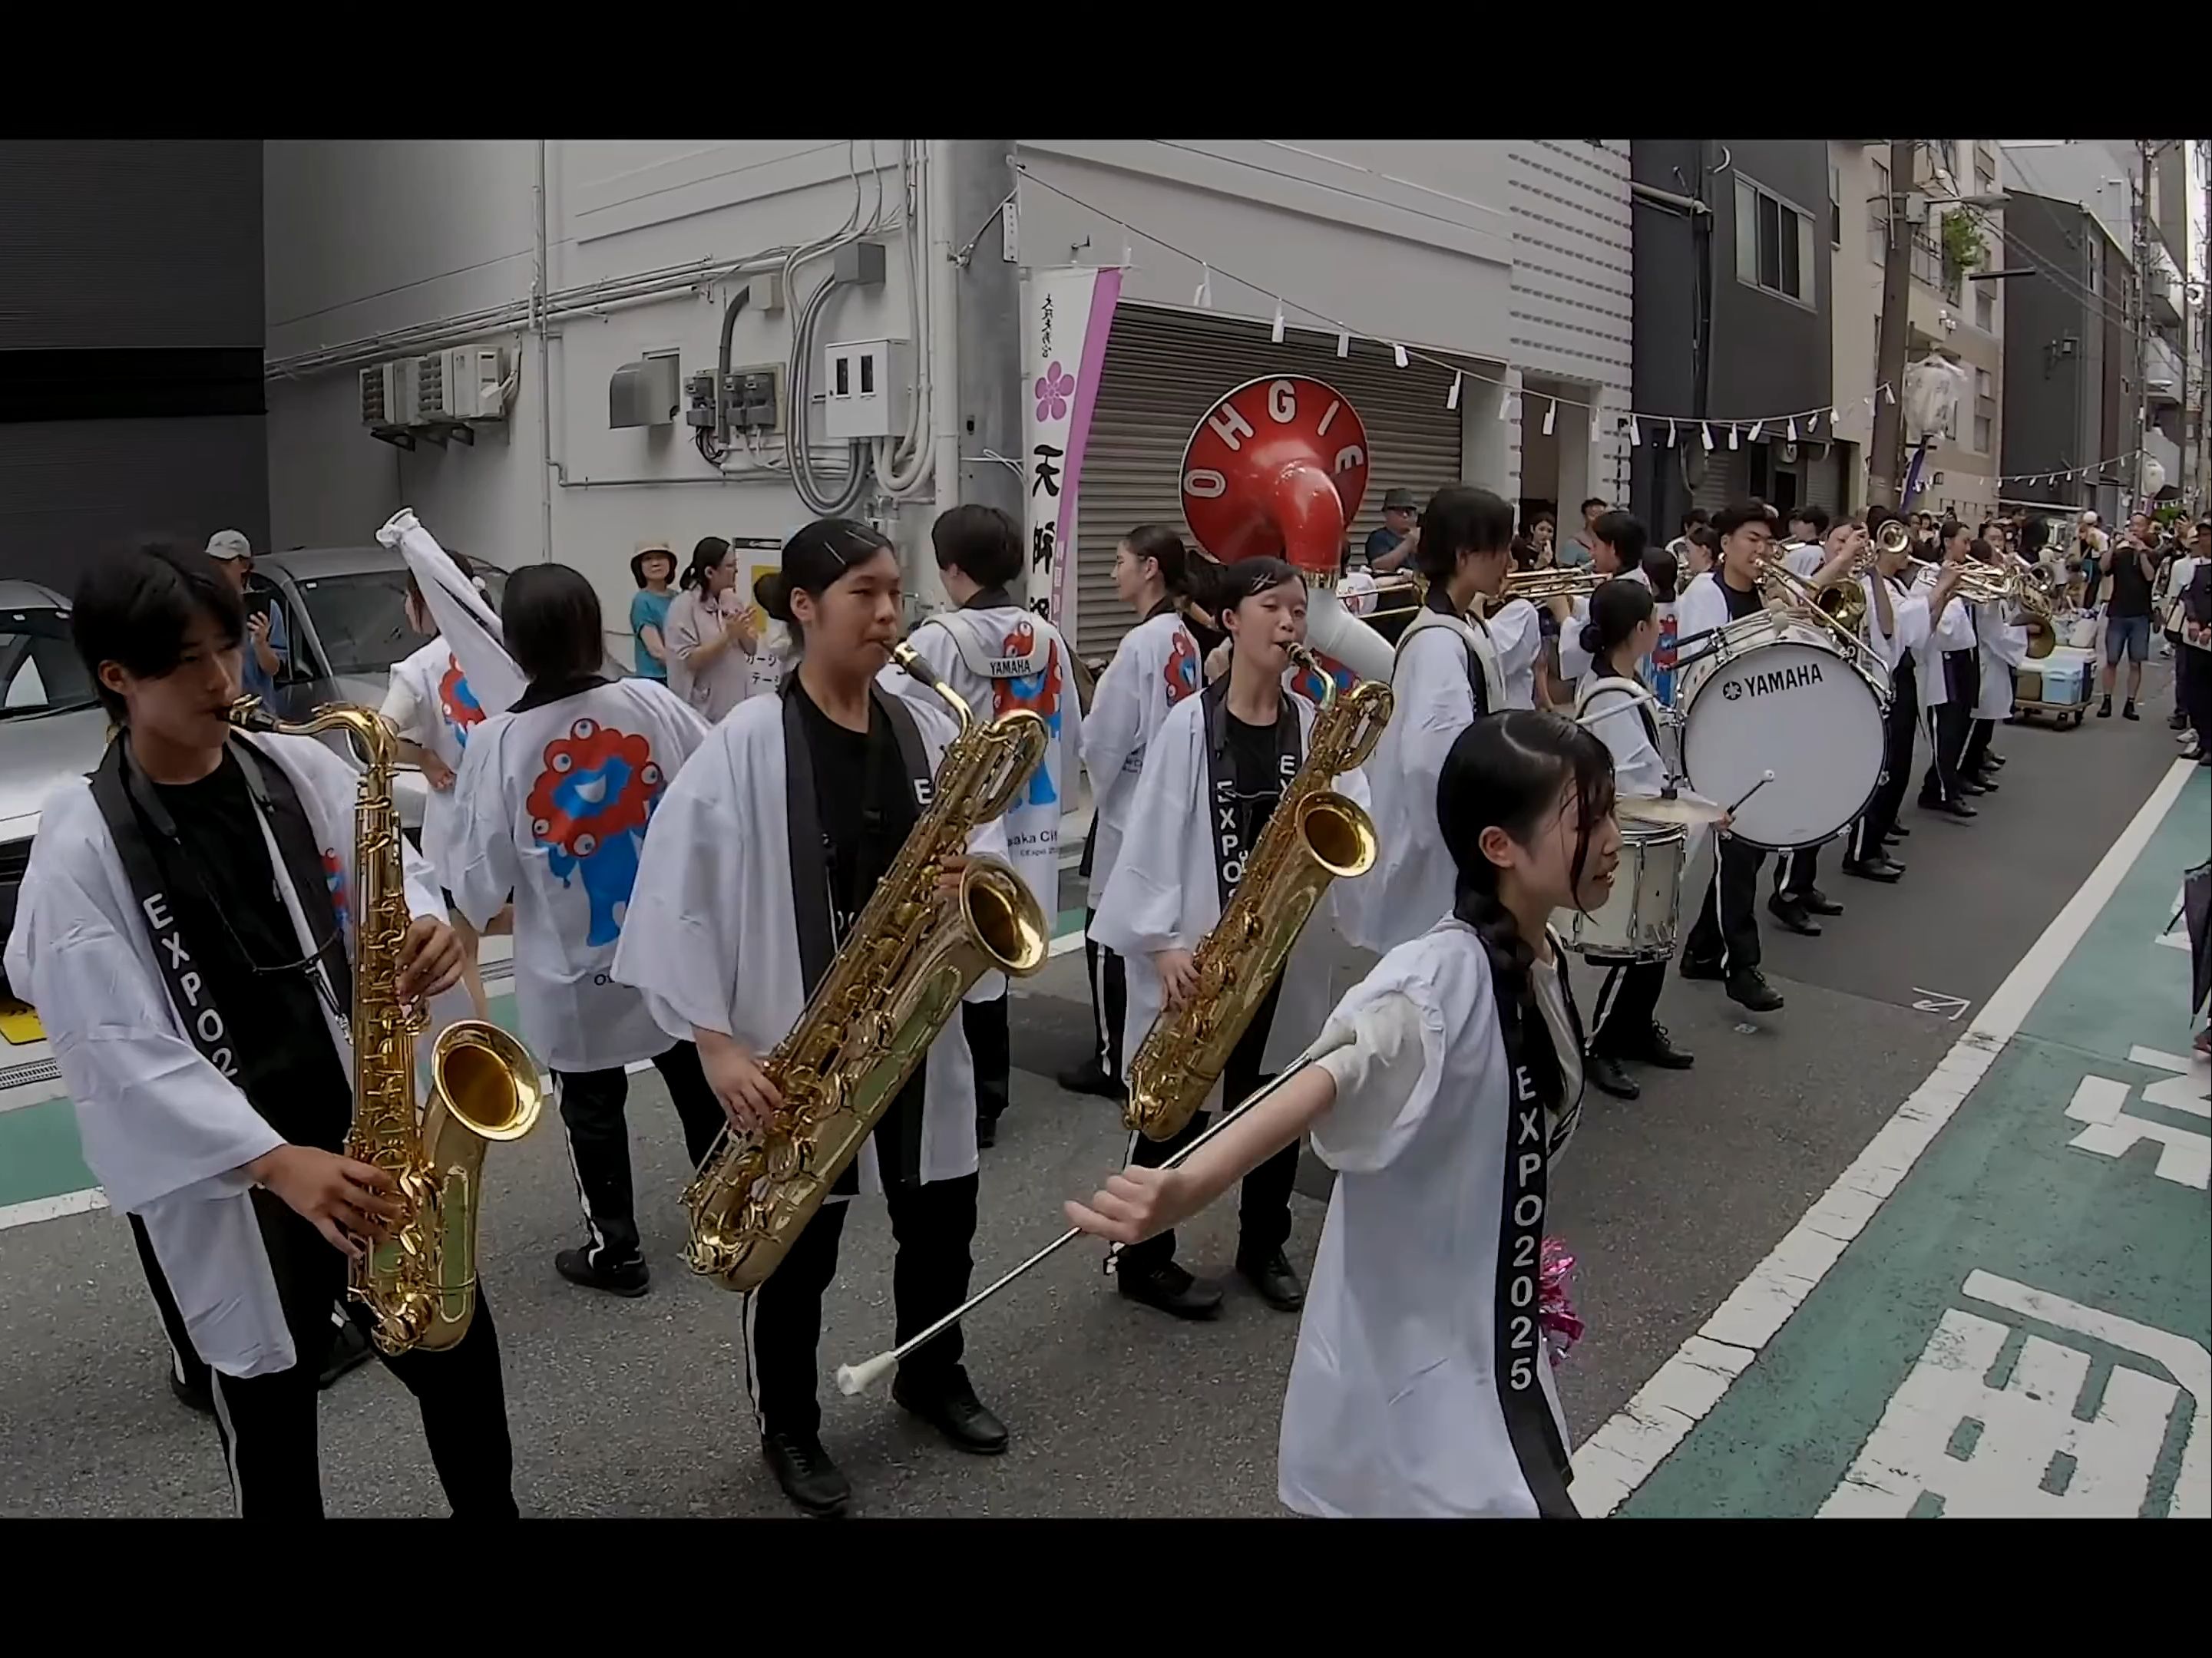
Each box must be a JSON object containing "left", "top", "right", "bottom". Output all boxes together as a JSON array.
[
  {"left": 834, "top": 1029, "right": 1358, "bottom": 1398},
  {"left": 1725, "top": 769, "right": 1777, "bottom": 815}
]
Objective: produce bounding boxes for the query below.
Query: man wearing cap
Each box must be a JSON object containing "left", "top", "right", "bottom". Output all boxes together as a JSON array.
[
  {"left": 1363, "top": 488, "right": 1423, "bottom": 575},
  {"left": 206, "top": 529, "right": 289, "bottom": 702}
]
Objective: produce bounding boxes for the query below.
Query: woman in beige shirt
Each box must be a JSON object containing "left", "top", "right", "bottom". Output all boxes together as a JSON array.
[{"left": 664, "top": 535, "right": 759, "bottom": 722}]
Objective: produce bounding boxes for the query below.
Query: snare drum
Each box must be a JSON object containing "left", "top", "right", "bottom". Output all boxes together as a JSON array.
[
  {"left": 1568, "top": 819, "right": 1688, "bottom": 963},
  {"left": 1677, "top": 618, "right": 1886, "bottom": 851}
]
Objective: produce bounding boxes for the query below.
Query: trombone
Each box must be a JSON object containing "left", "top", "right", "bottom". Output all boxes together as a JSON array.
[{"left": 1337, "top": 563, "right": 1607, "bottom": 625}]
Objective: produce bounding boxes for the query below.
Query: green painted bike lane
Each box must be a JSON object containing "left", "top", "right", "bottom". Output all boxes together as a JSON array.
[{"left": 1618, "top": 765, "right": 2210, "bottom": 1518}]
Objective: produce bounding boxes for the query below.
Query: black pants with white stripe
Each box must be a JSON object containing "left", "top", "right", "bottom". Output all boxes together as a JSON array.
[
  {"left": 133, "top": 1214, "right": 352, "bottom": 1404},
  {"left": 183, "top": 1197, "right": 516, "bottom": 1518},
  {"left": 963, "top": 994, "right": 1011, "bottom": 1131},
  {"left": 1685, "top": 834, "right": 1765, "bottom": 973},
  {"left": 751, "top": 1171, "right": 979, "bottom": 1439},
  {"left": 557, "top": 1041, "right": 727, "bottom": 1267},
  {"left": 1919, "top": 651, "right": 1979, "bottom": 804},
  {"left": 1774, "top": 844, "right": 1822, "bottom": 902},
  {"left": 1117, "top": 978, "right": 1298, "bottom": 1277},
  {"left": 1590, "top": 959, "right": 1667, "bottom": 1055},
  {"left": 1961, "top": 716, "right": 1996, "bottom": 777},
  {"left": 1851, "top": 658, "right": 1919, "bottom": 860},
  {"left": 1083, "top": 916, "right": 1130, "bottom": 1083}
]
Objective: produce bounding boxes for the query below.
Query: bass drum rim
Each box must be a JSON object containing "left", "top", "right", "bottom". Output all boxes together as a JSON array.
[{"left": 1676, "top": 633, "right": 1885, "bottom": 854}]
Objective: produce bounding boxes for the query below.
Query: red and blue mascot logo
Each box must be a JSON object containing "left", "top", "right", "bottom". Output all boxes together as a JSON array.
[
  {"left": 438, "top": 654, "right": 485, "bottom": 751},
  {"left": 320, "top": 850, "right": 352, "bottom": 952},
  {"left": 1288, "top": 649, "right": 1357, "bottom": 706},
  {"left": 1163, "top": 629, "right": 1202, "bottom": 706},
  {"left": 991, "top": 619, "right": 1063, "bottom": 808},
  {"left": 525, "top": 718, "right": 667, "bottom": 948}
]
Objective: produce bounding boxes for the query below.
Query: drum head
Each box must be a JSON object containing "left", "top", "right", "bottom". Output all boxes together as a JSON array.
[{"left": 1680, "top": 636, "right": 1884, "bottom": 850}]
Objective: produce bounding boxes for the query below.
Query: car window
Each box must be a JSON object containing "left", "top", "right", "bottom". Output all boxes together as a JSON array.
[
  {"left": 0, "top": 606, "right": 98, "bottom": 718},
  {"left": 290, "top": 567, "right": 511, "bottom": 679}
]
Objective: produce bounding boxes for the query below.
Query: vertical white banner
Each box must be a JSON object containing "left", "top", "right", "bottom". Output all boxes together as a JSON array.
[{"left": 1021, "top": 264, "right": 1122, "bottom": 636}]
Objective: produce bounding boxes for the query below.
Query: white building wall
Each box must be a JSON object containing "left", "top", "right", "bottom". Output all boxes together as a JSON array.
[
  {"left": 1506, "top": 140, "right": 1635, "bottom": 520},
  {"left": 265, "top": 140, "right": 932, "bottom": 656}
]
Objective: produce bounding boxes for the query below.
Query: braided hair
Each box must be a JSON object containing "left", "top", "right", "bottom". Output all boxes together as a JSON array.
[{"left": 1437, "top": 711, "right": 1616, "bottom": 1120}]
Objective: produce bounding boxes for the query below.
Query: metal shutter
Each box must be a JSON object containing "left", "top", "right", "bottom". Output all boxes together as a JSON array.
[
  {"left": 1072, "top": 306, "right": 1464, "bottom": 659},
  {"left": 1688, "top": 443, "right": 1747, "bottom": 514}
]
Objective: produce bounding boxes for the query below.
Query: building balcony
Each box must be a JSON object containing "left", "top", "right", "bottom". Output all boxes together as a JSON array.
[
  {"left": 2148, "top": 245, "right": 2184, "bottom": 328},
  {"left": 2145, "top": 333, "right": 2184, "bottom": 406}
]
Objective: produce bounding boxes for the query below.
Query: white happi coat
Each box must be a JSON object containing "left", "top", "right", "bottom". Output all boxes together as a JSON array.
[
  {"left": 1281, "top": 919, "right": 1574, "bottom": 1518},
  {"left": 1915, "top": 574, "right": 1978, "bottom": 710},
  {"left": 1859, "top": 572, "right": 1932, "bottom": 677},
  {"left": 1091, "top": 688, "right": 1370, "bottom": 1088},
  {"left": 1341, "top": 609, "right": 1499, "bottom": 956},
  {"left": 1972, "top": 600, "right": 2030, "bottom": 721},
  {"left": 882, "top": 600, "right": 1085, "bottom": 935},
  {"left": 1081, "top": 608, "right": 1204, "bottom": 909},
  {"left": 382, "top": 636, "right": 490, "bottom": 887},
  {"left": 1573, "top": 674, "right": 1670, "bottom": 798},
  {"left": 448, "top": 678, "right": 711, "bottom": 1074},
  {"left": 1555, "top": 567, "right": 1651, "bottom": 685},
  {"left": 1484, "top": 597, "right": 1544, "bottom": 710},
  {"left": 2, "top": 735, "right": 445, "bottom": 1377},
  {"left": 610, "top": 690, "right": 1007, "bottom": 1192}
]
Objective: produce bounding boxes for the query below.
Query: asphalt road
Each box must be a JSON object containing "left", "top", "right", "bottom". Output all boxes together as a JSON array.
[{"left": 0, "top": 658, "right": 2188, "bottom": 1518}]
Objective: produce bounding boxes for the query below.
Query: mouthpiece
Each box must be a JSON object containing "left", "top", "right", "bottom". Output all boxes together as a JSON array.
[{"left": 835, "top": 1352, "right": 901, "bottom": 1397}]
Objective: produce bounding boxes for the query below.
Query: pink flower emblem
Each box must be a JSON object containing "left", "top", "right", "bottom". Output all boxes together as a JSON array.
[{"left": 1033, "top": 362, "right": 1076, "bottom": 422}]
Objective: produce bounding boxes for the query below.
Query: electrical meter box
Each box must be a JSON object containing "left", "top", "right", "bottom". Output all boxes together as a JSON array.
[{"left": 822, "top": 338, "right": 911, "bottom": 440}]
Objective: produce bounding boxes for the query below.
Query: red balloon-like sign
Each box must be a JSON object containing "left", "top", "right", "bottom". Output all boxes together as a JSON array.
[{"left": 1179, "top": 376, "right": 1371, "bottom": 579}]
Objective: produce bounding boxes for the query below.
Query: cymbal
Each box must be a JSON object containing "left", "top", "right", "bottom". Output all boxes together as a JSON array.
[{"left": 1617, "top": 791, "right": 1728, "bottom": 827}]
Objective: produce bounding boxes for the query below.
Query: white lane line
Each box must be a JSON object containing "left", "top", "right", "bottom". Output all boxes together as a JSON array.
[
  {"left": 1571, "top": 755, "right": 2202, "bottom": 1518},
  {"left": 0, "top": 1188, "right": 108, "bottom": 1233}
]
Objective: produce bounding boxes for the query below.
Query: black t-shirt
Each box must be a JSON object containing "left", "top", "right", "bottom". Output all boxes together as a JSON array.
[
  {"left": 789, "top": 682, "right": 918, "bottom": 943},
  {"left": 1225, "top": 709, "right": 1289, "bottom": 860},
  {"left": 149, "top": 750, "right": 351, "bottom": 1151},
  {"left": 2105, "top": 545, "right": 2156, "bottom": 619},
  {"left": 1719, "top": 575, "right": 1764, "bottom": 620}
]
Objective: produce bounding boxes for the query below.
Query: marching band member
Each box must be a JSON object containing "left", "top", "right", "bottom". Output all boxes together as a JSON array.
[
  {"left": 1768, "top": 517, "right": 1865, "bottom": 931},
  {"left": 1092, "top": 557, "right": 1371, "bottom": 1322},
  {"left": 1342, "top": 485, "right": 1515, "bottom": 956},
  {"left": 613, "top": 518, "right": 1012, "bottom": 1518},
  {"left": 1060, "top": 526, "right": 1205, "bottom": 1102},
  {"left": 1915, "top": 520, "right": 1982, "bottom": 821},
  {"left": 4, "top": 543, "right": 514, "bottom": 1519},
  {"left": 884, "top": 505, "right": 1083, "bottom": 1148},
  {"left": 1961, "top": 539, "right": 2028, "bottom": 784},
  {"left": 1069, "top": 710, "right": 1615, "bottom": 1518},
  {"left": 1573, "top": 582, "right": 1695, "bottom": 1099},
  {"left": 1673, "top": 501, "right": 1787, "bottom": 1012},
  {"left": 382, "top": 545, "right": 501, "bottom": 1025},
  {"left": 1842, "top": 510, "right": 1953, "bottom": 881},
  {"left": 448, "top": 564, "right": 722, "bottom": 1300},
  {"left": 1553, "top": 510, "right": 1652, "bottom": 688}
]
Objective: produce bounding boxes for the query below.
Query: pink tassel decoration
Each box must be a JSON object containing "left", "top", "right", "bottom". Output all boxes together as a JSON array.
[{"left": 1538, "top": 1237, "right": 1584, "bottom": 1366}]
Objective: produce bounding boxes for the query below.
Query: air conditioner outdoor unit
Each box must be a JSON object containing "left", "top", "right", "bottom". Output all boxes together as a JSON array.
[
  {"left": 392, "top": 357, "right": 433, "bottom": 428},
  {"left": 360, "top": 362, "right": 407, "bottom": 428},
  {"left": 419, "top": 347, "right": 509, "bottom": 422}
]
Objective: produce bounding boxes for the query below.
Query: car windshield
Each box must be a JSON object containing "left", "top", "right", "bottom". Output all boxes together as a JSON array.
[
  {"left": 1, "top": 605, "right": 99, "bottom": 719},
  {"left": 291, "top": 568, "right": 508, "bottom": 677}
]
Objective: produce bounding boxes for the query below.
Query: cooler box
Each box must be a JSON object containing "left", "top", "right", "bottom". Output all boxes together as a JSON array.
[
  {"left": 2015, "top": 669, "right": 2043, "bottom": 702},
  {"left": 2037, "top": 659, "right": 2087, "bottom": 705}
]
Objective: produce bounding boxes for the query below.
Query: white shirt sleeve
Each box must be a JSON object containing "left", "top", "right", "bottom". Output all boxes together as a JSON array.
[
  {"left": 379, "top": 667, "right": 425, "bottom": 738},
  {"left": 1309, "top": 991, "right": 1430, "bottom": 1171}
]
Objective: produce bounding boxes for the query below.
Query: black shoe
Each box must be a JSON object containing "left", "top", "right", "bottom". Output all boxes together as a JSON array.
[
  {"left": 2098, "top": 696, "right": 2113, "bottom": 718},
  {"left": 1843, "top": 857, "right": 1905, "bottom": 883},
  {"left": 2171, "top": 712, "right": 2191, "bottom": 732},
  {"left": 976, "top": 1115, "right": 998, "bottom": 1150},
  {"left": 1986, "top": 753, "right": 2007, "bottom": 768},
  {"left": 170, "top": 1366, "right": 215, "bottom": 1416},
  {"left": 2123, "top": 700, "right": 2140, "bottom": 721},
  {"left": 762, "top": 1430, "right": 852, "bottom": 1516},
  {"left": 1056, "top": 1059, "right": 1126, "bottom": 1101},
  {"left": 1886, "top": 824, "right": 1911, "bottom": 841},
  {"left": 1797, "top": 887, "right": 1844, "bottom": 917},
  {"left": 1767, "top": 894, "right": 1822, "bottom": 936},
  {"left": 1633, "top": 1022, "right": 1695, "bottom": 1068},
  {"left": 1922, "top": 798, "right": 1978, "bottom": 821},
  {"left": 1116, "top": 1257, "right": 1225, "bottom": 1320},
  {"left": 1236, "top": 1247, "right": 1306, "bottom": 1311},
  {"left": 892, "top": 1366, "right": 1010, "bottom": 1455},
  {"left": 1958, "top": 779, "right": 1992, "bottom": 797},
  {"left": 1586, "top": 1052, "right": 1640, "bottom": 1099},
  {"left": 1726, "top": 969, "right": 1785, "bottom": 1012},
  {"left": 555, "top": 1246, "right": 651, "bottom": 1299},
  {"left": 1679, "top": 953, "right": 1724, "bottom": 982},
  {"left": 319, "top": 1315, "right": 375, "bottom": 1390},
  {"left": 1972, "top": 770, "right": 2001, "bottom": 789}
]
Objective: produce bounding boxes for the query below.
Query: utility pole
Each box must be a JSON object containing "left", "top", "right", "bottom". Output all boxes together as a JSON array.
[
  {"left": 1870, "top": 138, "right": 1918, "bottom": 507},
  {"left": 2132, "top": 139, "right": 2152, "bottom": 511}
]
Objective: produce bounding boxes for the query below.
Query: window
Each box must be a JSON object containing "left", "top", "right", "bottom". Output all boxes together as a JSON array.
[
  {"left": 1735, "top": 174, "right": 1817, "bottom": 305},
  {"left": 1829, "top": 158, "right": 1843, "bottom": 247},
  {"left": 1976, "top": 368, "right": 1993, "bottom": 401},
  {"left": 1869, "top": 160, "right": 1891, "bottom": 266},
  {"left": 1976, "top": 284, "right": 1995, "bottom": 331},
  {"left": 1974, "top": 412, "right": 1993, "bottom": 452}
]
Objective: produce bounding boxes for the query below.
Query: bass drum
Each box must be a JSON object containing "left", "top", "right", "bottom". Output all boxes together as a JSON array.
[{"left": 1677, "top": 623, "right": 1886, "bottom": 851}]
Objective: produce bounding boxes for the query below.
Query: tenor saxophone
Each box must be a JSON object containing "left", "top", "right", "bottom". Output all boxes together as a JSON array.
[
  {"left": 230, "top": 698, "right": 545, "bottom": 1356},
  {"left": 1123, "top": 646, "right": 1392, "bottom": 1143},
  {"left": 681, "top": 646, "right": 1053, "bottom": 1294}
]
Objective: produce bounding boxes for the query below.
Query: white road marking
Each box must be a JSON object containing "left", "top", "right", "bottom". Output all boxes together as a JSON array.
[
  {"left": 0, "top": 1188, "right": 108, "bottom": 1232},
  {"left": 1910, "top": 988, "right": 1971, "bottom": 1021},
  {"left": 1572, "top": 755, "right": 2201, "bottom": 1518}
]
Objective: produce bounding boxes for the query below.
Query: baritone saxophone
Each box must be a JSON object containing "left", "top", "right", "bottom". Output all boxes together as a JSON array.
[
  {"left": 230, "top": 698, "right": 545, "bottom": 1356},
  {"left": 681, "top": 646, "right": 1052, "bottom": 1295},
  {"left": 1122, "top": 647, "right": 1391, "bottom": 1143}
]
